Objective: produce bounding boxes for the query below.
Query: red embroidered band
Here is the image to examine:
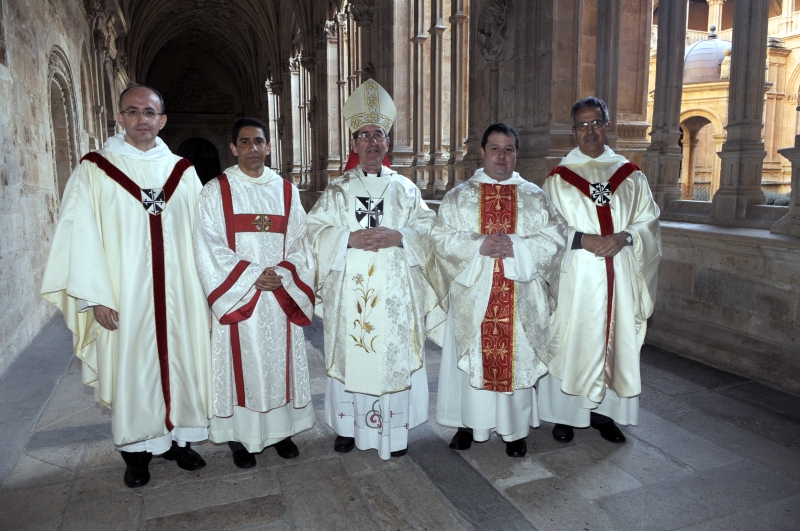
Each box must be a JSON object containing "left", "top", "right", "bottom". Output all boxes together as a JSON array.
[
  {"left": 478, "top": 183, "right": 517, "bottom": 393},
  {"left": 81, "top": 152, "right": 193, "bottom": 432}
]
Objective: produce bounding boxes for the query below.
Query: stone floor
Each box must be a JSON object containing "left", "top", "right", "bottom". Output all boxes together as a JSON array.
[{"left": 1, "top": 316, "right": 800, "bottom": 531}]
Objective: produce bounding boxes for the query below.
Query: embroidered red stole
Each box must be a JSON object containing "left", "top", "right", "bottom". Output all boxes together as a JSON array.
[
  {"left": 206, "top": 174, "right": 313, "bottom": 408},
  {"left": 478, "top": 183, "right": 517, "bottom": 393},
  {"left": 81, "top": 151, "right": 193, "bottom": 432},
  {"left": 546, "top": 162, "right": 638, "bottom": 385}
]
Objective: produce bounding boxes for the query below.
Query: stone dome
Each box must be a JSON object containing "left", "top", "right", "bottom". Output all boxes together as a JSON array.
[{"left": 683, "top": 37, "right": 732, "bottom": 84}]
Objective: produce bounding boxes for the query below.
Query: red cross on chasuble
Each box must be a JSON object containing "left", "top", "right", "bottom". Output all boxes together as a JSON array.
[{"left": 478, "top": 183, "right": 518, "bottom": 393}]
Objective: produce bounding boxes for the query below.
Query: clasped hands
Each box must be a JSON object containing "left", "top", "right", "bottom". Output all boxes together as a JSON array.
[
  {"left": 480, "top": 231, "right": 514, "bottom": 259},
  {"left": 348, "top": 227, "right": 403, "bottom": 252},
  {"left": 581, "top": 232, "right": 628, "bottom": 258}
]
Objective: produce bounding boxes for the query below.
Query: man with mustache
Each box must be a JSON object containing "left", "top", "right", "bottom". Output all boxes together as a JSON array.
[
  {"left": 539, "top": 97, "right": 662, "bottom": 444},
  {"left": 193, "top": 118, "right": 316, "bottom": 468}
]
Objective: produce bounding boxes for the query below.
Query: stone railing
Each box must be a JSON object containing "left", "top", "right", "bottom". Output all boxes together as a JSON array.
[{"left": 651, "top": 26, "right": 728, "bottom": 49}]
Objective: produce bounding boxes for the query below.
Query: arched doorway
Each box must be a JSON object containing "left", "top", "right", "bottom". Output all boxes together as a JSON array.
[
  {"left": 680, "top": 116, "right": 715, "bottom": 201},
  {"left": 48, "top": 49, "right": 79, "bottom": 201},
  {"left": 176, "top": 137, "right": 221, "bottom": 185}
]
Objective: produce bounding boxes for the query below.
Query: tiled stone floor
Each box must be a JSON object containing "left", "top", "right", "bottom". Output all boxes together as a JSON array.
[{"left": 1, "top": 315, "right": 799, "bottom": 530}]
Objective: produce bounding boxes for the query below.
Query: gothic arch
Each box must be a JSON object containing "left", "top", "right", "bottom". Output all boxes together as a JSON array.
[{"left": 48, "top": 47, "right": 80, "bottom": 200}]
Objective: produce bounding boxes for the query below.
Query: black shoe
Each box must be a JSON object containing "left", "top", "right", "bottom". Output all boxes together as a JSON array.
[
  {"left": 228, "top": 442, "right": 257, "bottom": 469},
  {"left": 121, "top": 451, "right": 152, "bottom": 488},
  {"left": 390, "top": 448, "right": 408, "bottom": 457},
  {"left": 505, "top": 438, "right": 527, "bottom": 458},
  {"left": 334, "top": 435, "right": 355, "bottom": 453},
  {"left": 449, "top": 428, "right": 473, "bottom": 450},
  {"left": 590, "top": 420, "right": 626, "bottom": 443},
  {"left": 274, "top": 437, "right": 300, "bottom": 459},
  {"left": 552, "top": 424, "right": 574, "bottom": 443},
  {"left": 161, "top": 441, "right": 206, "bottom": 471}
]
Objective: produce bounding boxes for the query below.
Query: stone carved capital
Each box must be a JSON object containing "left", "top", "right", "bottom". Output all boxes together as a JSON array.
[
  {"left": 322, "top": 20, "right": 338, "bottom": 39},
  {"left": 266, "top": 80, "right": 283, "bottom": 96},
  {"left": 300, "top": 55, "right": 316, "bottom": 73},
  {"left": 477, "top": 0, "right": 511, "bottom": 63},
  {"left": 350, "top": 1, "right": 375, "bottom": 29}
]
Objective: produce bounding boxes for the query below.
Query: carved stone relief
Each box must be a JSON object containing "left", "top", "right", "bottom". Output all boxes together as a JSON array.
[{"left": 477, "top": 0, "right": 511, "bottom": 63}]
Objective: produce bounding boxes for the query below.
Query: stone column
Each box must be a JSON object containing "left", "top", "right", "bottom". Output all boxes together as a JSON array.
[
  {"left": 711, "top": 0, "right": 769, "bottom": 221},
  {"left": 643, "top": 0, "right": 687, "bottom": 210},
  {"left": 595, "top": 0, "right": 621, "bottom": 146},
  {"left": 265, "top": 81, "right": 283, "bottom": 172},
  {"left": 447, "top": 0, "right": 468, "bottom": 189},
  {"left": 773, "top": 127, "right": 800, "bottom": 236},
  {"left": 427, "top": 0, "right": 447, "bottom": 197},
  {"left": 781, "top": 0, "right": 793, "bottom": 34},
  {"left": 707, "top": 0, "right": 724, "bottom": 31},
  {"left": 411, "top": 0, "right": 428, "bottom": 191}
]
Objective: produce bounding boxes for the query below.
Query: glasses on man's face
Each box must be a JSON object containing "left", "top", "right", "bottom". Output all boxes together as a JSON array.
[
  {"left": 356, "top": 131, "right": 387, "bottom": 142},
  {"left": 574, "top": 119, "right": 607, "bottom": 132},
  {"left": 120, "top": 110, "right": 164, "bottom": 119}
]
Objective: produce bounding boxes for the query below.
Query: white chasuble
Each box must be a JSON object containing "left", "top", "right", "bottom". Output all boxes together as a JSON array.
[
  {"left": 542, "top": 147, "right": 661, "bottom": 405},
  {"left": 193, "top": 166, "right": 314, "bottom": 421},
  {"left": 307, "top": 167, "right": 440, "bottom": 396},
  {"left": 41, "top": 133, "right": 212, "bottom": 447},
  {"left": 431, "top": 170, "right": 568, "bottom": 392}
]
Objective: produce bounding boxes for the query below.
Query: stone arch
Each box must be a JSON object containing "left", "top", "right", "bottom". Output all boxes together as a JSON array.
[
  {"left": 679, "top": 113, "right": 722, "bottom": 201},
  {"left": 48, "top": 47, "right": 79, "bottom": 200}
]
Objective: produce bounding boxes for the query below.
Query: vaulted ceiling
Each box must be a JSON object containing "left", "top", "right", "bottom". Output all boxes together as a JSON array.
[{"left": 115, "top": 0, "right": 340, "bottom": 112}]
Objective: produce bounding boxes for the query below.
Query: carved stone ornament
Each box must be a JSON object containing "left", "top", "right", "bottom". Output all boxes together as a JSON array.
[
  {"left": 266, "top": 80, "right": 283, "bottom": 96},
  {"left": 477, "top": 0, "right": 511, "bottom": 63},
  {"left": 277, "top": 115, "right": 285, "bottom": 140},
  {"left": 323, "top": 20, "right": 337, "bottom": 39},
  {"left": 301, "top": 55, "right": 316, "bottom": 73},
  {"left": 306, "top": 96, "right": 317, "bottom": 127},
  {"left": 350, "top": 1, "right": 375, "bottom": 29},
  {"left": 49, "top": 51, "right": 74, "bottom": 91},
  {"left": 93, "top": 28, "right": 110, "bottom": 54}
]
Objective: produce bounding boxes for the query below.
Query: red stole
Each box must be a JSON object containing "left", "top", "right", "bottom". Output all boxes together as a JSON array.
[
  {"left": 546, "top": 162, "right": 638, "bottom": 385},
  {"left": 478, "top": 183, "right": 517, "bottom": 393},
  {"left": 207, "top": 174, "right": 313, "bottom": 409},
  {"left": 81, "top": 151, "right": 193, "bottom": 432}
]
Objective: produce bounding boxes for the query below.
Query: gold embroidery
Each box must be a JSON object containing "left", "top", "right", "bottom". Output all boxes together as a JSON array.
[{"left": 251, "top": 215, "right": 274, "bottom": 232}]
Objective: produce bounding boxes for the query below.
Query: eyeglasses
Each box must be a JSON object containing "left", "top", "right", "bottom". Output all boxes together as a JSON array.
[
  {"left": 574, "top": 119, "right": 607, "bottom": 131},
  {"left": 120, "top": 110, "right": 164, "bottom": 119},
  {"left": 356, "top": 131, "right": 387, "bottom": 142}
]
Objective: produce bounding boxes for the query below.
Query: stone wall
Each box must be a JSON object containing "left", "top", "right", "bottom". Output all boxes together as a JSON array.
[
  {"left": 648, "top": 221, "right": 800, "bottom": 395},
  {"left": 0, "top": 0, "right": 95, "bottom": 375}
]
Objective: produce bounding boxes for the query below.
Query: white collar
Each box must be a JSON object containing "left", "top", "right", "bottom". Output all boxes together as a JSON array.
[
  {"left": 224, "top": 165, "right": 281, "bottom": 185},
  {"left": 560, "top": 146, "right": 628, "bottom": 166},
  {"left": 470, "top": 168, "right": 527, "bottom": 186},
  {"left": 103, "top": 131, "right": 172, "bottom": 160}
]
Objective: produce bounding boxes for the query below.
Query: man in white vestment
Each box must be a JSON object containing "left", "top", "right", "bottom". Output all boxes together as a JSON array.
[
  {"left": 194, "top": 118, "right": 315, "bottom": 468},
  {"left": 539, "top": 97, "right": 662, "bottom": 444},
  {"left": 41, "top": 85, "right": 212, "bottom": 488},
  {"left": 306, "top": 80, "right": 439, "bottom": 460},
  {"left": 433, "top": 123, "right": 568, "bottom": 457}
]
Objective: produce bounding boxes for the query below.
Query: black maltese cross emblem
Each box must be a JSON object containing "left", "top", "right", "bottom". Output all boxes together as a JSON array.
[
  {"left": 590, "top": 182, "right": 612, "bottom": 207},
  {"left": 355, "top": 196, "right": 383, "bottom": 228},
  {"left": 141, "top": 188, "right": 165, "bottom": 215}
]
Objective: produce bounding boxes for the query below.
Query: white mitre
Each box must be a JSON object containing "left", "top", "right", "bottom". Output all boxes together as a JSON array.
[{"left": 342, "top": 79, "right": 397, "bottom": 132}]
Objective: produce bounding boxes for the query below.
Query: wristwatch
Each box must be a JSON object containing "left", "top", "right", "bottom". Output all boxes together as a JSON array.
[{"left": 624, "top": 232, "right": 633, "bottom": 245}]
